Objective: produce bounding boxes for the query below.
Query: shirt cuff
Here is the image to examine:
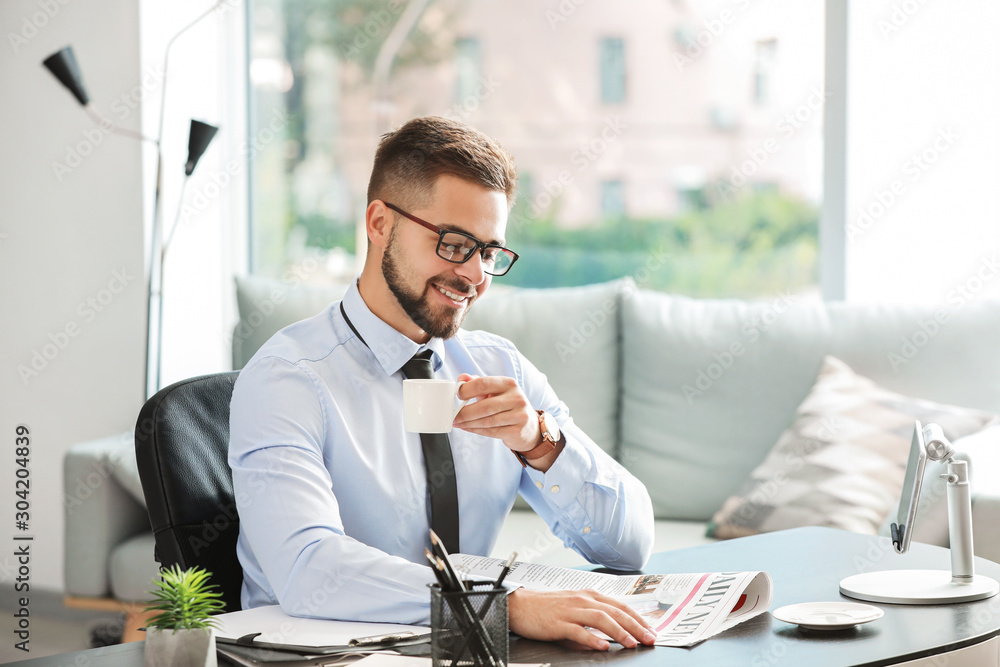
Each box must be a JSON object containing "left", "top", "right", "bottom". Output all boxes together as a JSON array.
[{"left": 521, "top": 434, "right": 592, "bottom": 510}]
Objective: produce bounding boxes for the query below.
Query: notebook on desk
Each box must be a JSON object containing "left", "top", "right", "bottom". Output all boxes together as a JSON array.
[{"left": 213, "top": 605, "right": 431, "bottom": 657}]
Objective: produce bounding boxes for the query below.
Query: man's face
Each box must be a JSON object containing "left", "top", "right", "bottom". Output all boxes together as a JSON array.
[{"left": 381, "top": 175, "right": 508, "bottom": 340}]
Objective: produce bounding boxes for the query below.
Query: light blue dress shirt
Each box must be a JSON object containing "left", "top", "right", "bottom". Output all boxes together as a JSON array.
[{"left": 229, "top": 280, "right": 654, "bottom": 624}]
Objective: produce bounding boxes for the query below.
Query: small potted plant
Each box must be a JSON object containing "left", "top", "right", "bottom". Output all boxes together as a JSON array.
[{"left": 143, "top": 565, "right": 226, "bottom": 667}]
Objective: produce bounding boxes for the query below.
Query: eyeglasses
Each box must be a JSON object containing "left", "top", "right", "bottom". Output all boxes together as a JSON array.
[{"left": 383, "top": 202, "right": 519, "bottom": 276}]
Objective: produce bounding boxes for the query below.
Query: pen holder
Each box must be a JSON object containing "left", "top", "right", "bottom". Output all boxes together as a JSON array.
[{"left": 430, "top": 582, "right": 508, "bottom": 667}]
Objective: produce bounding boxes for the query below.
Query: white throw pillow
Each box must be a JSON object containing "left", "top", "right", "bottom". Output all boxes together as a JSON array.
[{"left": 708, "top": 356, "right": 998, "bottom": 539}]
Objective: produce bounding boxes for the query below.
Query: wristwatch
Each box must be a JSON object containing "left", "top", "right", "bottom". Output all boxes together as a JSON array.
[{"left": 514, "top": 410, "right": 563, "bottom": 467}]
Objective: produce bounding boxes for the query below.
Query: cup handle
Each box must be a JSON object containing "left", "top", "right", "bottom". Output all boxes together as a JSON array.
[{"left": 453, "top": 380, "right": 471, "bottom": 420}]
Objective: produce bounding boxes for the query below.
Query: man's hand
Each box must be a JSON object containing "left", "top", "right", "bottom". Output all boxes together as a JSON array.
[
  {"left": 453, "top": 374, "right": 540, "bottom": 447},
  {"left": 508, "top": 588, "right": 657, "bottom": 650}
]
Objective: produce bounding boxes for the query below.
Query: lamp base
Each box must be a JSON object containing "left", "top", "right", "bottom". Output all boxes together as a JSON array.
[{"left": 840, "top": 570, "right": 999, "bottom": 605}]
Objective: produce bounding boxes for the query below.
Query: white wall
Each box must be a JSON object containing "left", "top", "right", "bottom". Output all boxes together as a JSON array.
[
  {"left": 141, "top": 0, "right": 248, "bottom": 391},
  {"left": 845, "top": 0, "right": 1000, "bottom": 304},
  {"left": 0, "top": 0, "right": 246, "bottom": 594},
  {"left": 0, "top": 0, "right": 145, "bottom": 591}
]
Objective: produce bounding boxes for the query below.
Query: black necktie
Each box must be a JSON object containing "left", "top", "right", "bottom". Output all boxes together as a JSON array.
[{"left": 401, "top": 350, "right": 461, "bottom": 554}]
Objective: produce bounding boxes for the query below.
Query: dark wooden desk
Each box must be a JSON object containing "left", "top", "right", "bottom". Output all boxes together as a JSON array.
[{"left": 11, "top": 528, "right": 1000, "bottom": 666}]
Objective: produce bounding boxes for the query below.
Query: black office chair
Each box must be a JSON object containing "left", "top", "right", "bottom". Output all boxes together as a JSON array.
[{"left": 134, "top": 371, "right": 243, "bottom": 612}]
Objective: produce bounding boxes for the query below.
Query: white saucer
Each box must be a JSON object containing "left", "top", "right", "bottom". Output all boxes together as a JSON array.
[{"left": 772, "top": 601, "right": 883, "bottom": 631}]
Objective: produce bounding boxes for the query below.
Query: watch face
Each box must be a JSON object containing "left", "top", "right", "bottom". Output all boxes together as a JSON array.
[{"left": 541, "top": 412, "right": 559, "bottom": 440}]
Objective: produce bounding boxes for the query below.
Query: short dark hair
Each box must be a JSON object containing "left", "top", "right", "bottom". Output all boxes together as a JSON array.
[{"left": 367, "top": 116, "right": 518, "bottom": 212}]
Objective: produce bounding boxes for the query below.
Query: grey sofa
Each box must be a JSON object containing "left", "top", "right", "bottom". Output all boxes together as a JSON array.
[{"left": 63, "top": 275, "right": 1000, "bottom": 617}]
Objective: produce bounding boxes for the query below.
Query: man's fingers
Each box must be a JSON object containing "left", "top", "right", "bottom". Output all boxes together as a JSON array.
[
  {"left": 573, "top": 606, "right": 640, "bottom": 648},
  {"left": 563, "top": 624, "right": 611, "bottom": 651},
  {"left": 453, "top": 397, "right": 523, "bottom": 427},
  {"left": 589, "top": 592, "right": 656, "bottom": 633}
]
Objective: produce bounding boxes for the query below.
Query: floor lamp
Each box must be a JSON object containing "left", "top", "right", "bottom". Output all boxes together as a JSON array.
[{"left": 43, "top": 4, "right": 222, "bottom": 400}]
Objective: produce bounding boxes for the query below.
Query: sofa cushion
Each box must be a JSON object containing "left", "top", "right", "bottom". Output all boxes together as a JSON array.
[
  {"left": 620, "top": 289, "right": 1000, "bottom": 520},
  {"left": 233, "top": 275, "right": 350, "bottom": 369},
  {"left": 462, "top": 278, "right": 633, "bottom": 457},
  {"left": 707, "top": 356, "right": 998, "bottom": 539}
]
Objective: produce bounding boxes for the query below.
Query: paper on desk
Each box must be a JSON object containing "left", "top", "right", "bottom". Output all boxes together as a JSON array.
[
  {"left": 351, "top": 655, "right": 549, "bottom": 667},
  {"left": 451, "top": 554, "right": 773, "bottom": 647},
  {"left": 213, "top": 604, "right": 429, "bottom": 649}
]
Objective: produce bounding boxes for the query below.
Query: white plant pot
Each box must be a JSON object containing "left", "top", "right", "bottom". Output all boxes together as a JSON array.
[{"left": 144, "top": 627, "right": 218, "bottom": 667}]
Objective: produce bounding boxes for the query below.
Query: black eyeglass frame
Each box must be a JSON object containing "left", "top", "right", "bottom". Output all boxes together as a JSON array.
[{"left": 382, "top": 202, "right": 519, "bottom": 276}]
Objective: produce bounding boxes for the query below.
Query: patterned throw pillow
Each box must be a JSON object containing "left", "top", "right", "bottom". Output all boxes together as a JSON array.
[{"left": 707, "top": 356, "right": 998, "bottom": 539}]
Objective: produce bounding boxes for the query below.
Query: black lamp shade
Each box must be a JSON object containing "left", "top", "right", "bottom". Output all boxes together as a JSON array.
[
  {"left": 185, "top": 120, "right": 219, "bottom": 176},
  {"left": 43, "top": 46, "right": 90, "bottom": 106}
]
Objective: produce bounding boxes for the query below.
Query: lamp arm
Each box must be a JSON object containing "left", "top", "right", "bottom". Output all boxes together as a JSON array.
[
  {"left": 84, "top": 104, "right": 157, "bottom": 144},
  {"left": 144, "top": 0, "right": 225, "bottom": 398},
  {"left": 154, "top": 0, "right": 225, "bottom": 150}
]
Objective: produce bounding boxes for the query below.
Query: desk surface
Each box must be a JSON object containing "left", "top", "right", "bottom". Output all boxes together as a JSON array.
[{"left": 11, "top": 527, "right": 1000, "bottom": 667}]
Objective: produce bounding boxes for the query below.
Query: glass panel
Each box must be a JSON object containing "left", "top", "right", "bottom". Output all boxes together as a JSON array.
[
  {"left": 249, "top": 0, "right": 824, "bottom": 298},
  {"left": 600, "top": 37, "right": 626, "bottom": 105},
  {"left": 455, "top": 37, "right": 481, "bottom": 103}
]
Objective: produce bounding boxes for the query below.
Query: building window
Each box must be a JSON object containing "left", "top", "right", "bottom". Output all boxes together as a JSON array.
[
  {"left": 248, "top": 1, "right": 824, "bottom": 299},
  {"left": 601, "top": 180, "right": 625, "bottom": 218},
  {"left": 455, "top": 37, "right": 481, "bottom": 104},
  {"left": 600, "top": 37, "right": 626, "bottom": 104},
  {"left": 754, "top": 39, "right": 778, "bottom": 106}
]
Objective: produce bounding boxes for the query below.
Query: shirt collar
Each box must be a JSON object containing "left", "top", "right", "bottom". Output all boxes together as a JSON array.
[{"left": 340, "top": 278, "right": 447, "bottom": 377}]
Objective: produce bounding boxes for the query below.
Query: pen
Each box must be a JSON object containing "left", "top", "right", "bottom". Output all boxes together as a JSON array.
[{"left": 493, "top": 552, "right": 517, "bottom": 589}]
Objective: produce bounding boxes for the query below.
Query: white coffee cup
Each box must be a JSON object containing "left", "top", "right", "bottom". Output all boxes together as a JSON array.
[{"left": 403, "top": 379, "right": 470, "bottom": 434}]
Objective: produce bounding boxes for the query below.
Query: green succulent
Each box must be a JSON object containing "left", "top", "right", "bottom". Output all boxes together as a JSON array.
[{"left": 144, "top": 565, "right": 226, "bottom": 631}]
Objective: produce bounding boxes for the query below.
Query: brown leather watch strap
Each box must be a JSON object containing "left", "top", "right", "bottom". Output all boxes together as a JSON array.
[{"left": 514, "top": 411, "right": 562, "bottom": 467}]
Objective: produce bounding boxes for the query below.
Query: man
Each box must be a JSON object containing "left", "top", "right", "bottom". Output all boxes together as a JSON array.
[{"left": 230, "top": 116, "right": 656, "bottom": 650}]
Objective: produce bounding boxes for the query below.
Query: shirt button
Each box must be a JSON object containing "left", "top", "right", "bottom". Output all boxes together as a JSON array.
[
  {"left": 550, "top": 485, "right": 560, "bottom": 493},
  {"left": 583, "top": 526, "right": 592, "bottom": 534},
  {"left": 534, "top": 481, "right": 543, "bottom": 489}
]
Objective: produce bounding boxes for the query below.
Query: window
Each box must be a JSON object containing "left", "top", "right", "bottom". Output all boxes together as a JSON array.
[
  {"left": 248, "top": 1, "right": 824, "bottom": 298},
  {"left": 601, "top": 180, "right": 625, "bottom": 218},
  {"left": 599, "top": 37, "right": 626, "bottom": 104},
  {"left": 455, "top": 37, "right": 481, "bottom": 104},
  {"left": 754, "top": 39, "right": 778, "bottom": 105}
]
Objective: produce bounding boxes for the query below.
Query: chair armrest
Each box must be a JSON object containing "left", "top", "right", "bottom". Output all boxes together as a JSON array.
[{"left": 63, "top": 433, "right": 151, "bottom": 598}]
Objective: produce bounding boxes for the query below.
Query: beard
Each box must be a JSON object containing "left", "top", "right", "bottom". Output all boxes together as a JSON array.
[{"left": 382, "top": 230, "right": 477, "bottom": 339}]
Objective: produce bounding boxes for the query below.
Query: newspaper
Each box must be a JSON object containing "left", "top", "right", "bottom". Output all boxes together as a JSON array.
[{"left": 450, "top": 555, "right": 772, "bottom": 647}]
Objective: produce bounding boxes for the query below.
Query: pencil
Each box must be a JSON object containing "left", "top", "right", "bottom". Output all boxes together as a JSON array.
[
  {"left": 493, "top": 552, "right": 517, "bottom": 589},
  {"left": 426, "top": 536, "right": 503, "bottom": 667}
]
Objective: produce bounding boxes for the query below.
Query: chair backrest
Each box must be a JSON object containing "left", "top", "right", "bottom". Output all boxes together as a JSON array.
[{"left": 134, "top": 371, "right": 243, "bottom": 612}]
